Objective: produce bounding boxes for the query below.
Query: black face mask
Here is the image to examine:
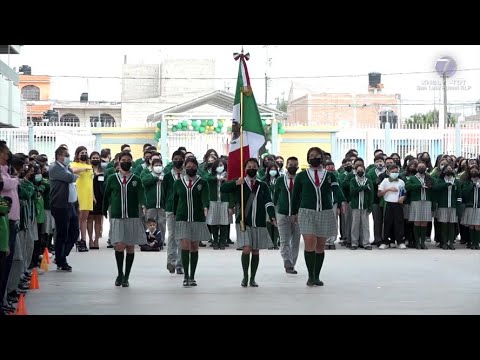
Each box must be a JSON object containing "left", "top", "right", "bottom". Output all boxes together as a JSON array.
[
  {"left": 409, "top": 168, "right": 417, "bottom": 175},
  {"left": 246, "top": 169, "right": 257, "bottom": 178},
  {"left": 186, "top": 168, "right": 197, "bottom": 177},
  {"left": 42, "top": 172, "right": 49, "bottom": 178},
  {"left": 145, "top": 158, "right": 151, "bottom": 166},
  {"left": 287, "top": 166, "right": 298, "bottom": 175},
  {"left": 0, "top": 180, "right": 3, "bottom": 192},
  {"left": 445, "top": 171, "right": 454, "bottom": 177},
  {"left": 80, "top": 154, "right": 88, "bottom": 162},
  {"left": 120, "top": 162, "right": 132, "bottom": 172},
  {"left": 309, "top": 157, "right": 322, "bottom": 167},
  {"left": 344, "top": 165, "right": 353, "bottom": 172},
  {"left": 418, "top": 168, "right": 426, "bottom": 174},
  {"left": 276, "top": 161, "right": 284, "bottom": 169},
  {"left": 91, "top": 160, "right": 100, "bottom": 166},
  {"left": 394, "top": 160, "right": 401, "bottom": 166},
  {"left": 357, "top": 171, "right": 364, "bottom": 177},
  {"left": 471, "top": 172, "right": 479, "bottom": 178},
  {"left": 173, "top": 160, "right": 184, "bottom": 169}
]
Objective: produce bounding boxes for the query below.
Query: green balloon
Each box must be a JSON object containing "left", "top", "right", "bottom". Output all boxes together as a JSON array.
[
  {"left": 278, "top": 122, "right": 283, "bottom": 128},
  {"left": 201, "top": 120, "right": 207, "bottom": 126},
  {"left": 182, "top": 120, "right": 188, "bottom": 127},
  {"left": 215, "top": 127, "right": 221, "bottom": 133},
  {"left": 278, "top": 128, "right": 286, "bottom": 135},
  {"left": 227, "top": 126, "right": 232, "bottom": 132},
  {"left": 193, "top": 125, "right": 199, "bottom": 131},
  {"left": 195, "top": 119, "right": 202, "bottom": 126},
  {"left": 207, "top": 119, "right": 214, "bottom": 126},
  {"left": 182, "top": 124, "right": 187, "bottom": 129},
  {"left": 217, "top": 122, "right": 223, "bottom": 128},
  {"left": 172, "top": 126, "right": 177, "bottom": 132},
  {"left": 156, "top": 122, "right": 162, "bottom": 129},
  {"left": 199, "top": 126, "right": 206, "bottom": 133}
]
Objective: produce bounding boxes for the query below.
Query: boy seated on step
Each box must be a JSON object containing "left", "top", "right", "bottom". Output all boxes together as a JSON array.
[{"left": 140, "top": 218, "right": 163, "bottom": 252}]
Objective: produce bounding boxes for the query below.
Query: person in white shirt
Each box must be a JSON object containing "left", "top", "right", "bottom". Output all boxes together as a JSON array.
[{"left": 377, "top": 164, "right": 407, "bottom": 249}]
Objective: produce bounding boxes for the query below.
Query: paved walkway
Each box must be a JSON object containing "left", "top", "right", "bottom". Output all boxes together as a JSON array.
[{"left": 25, "top": 229, "right": 480, "bottom": 315}]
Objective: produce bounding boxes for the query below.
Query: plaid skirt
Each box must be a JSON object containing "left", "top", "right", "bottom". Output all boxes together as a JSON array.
[
  {"left": 436, "top": 207, "right": 458, "bottom": 223},
  {"left": 408, "top": 201, "right": 432, "bottom": 222},
  {"left": 298, "top": 207, "right": 337, "bottom": 238},
  {"left": 461, "top": 208, "right": 480, "bottom": 226},
  {"left": 110, "top": 218, "right": 147, "bottom": 245},
  {"left": 175, "top": 221, "right": 211, "bottom": 242},
  {"left": 235, "top": 224, "right": 273, "bottom": 250},
  {"left": 41, "top": 209, "right": 55, "bottom": 235},
  {"left": 403, "top": 204, "right": 410, "bottom": 220},
  {"left": 206, "top": 201, "right": 230, "bottom": 226}
]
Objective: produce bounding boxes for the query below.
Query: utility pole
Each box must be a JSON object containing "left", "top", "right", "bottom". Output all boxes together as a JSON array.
[
  {"left": 442, "top": 72, "right": 448, "bottom": 128},
  {"left": 263, "top": 45, "right": 272, "bottom": 105}
]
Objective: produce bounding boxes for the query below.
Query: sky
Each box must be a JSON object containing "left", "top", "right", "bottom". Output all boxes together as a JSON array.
[{"left": 1, "top": 45, "right": 479, "bottom": 118}]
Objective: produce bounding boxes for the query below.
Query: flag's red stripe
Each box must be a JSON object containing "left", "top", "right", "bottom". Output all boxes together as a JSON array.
[{"left": 227, "top": 146, "right": 251, "bottom": 180}]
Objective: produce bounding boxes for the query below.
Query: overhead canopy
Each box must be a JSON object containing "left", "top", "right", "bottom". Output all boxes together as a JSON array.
[{"left": 146, "top": 90, "right": 285, "bottom": 123}]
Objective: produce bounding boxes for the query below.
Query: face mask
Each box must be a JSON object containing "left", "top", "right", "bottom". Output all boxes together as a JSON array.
[
  {"left": 394, "top": 160, "right": 401, "bottom": 166},
  {"left": 357, "top": 171, "right": 364, "bottom": 177},
  {"left": 376, "top": 163, "right": 384, "bottom": 170},
  {"left": 145, "top": 158, "right": 151, "bottom": 166},
  {"left": 246, "top": 169, "right": 257, "bottom": 178},
  {"left": 471, "top": 172, "right": 479, "bottom": 178},
  {"left": 153, "top": 165, "right": 163, "bottom": 174},
  {"left": 64, "top": 157, "right": 71, "bottom": 166},
  {"left": 91, "top": 160, "right": 100, "bottom": 166},
  {"left": 287, "top": 166, "right": 298, "bottom": 175},
  {"left": 276, "top": 161, "right": 284, "bottom": 169},
  {"left": 186, "top": 168, "right": 197, "bottom": 177},
  {"left": 120, "top": 162, "right": 132, "bottom": 172},
  {"left": 34, "top": 174, "right": 42, "bottom": 182},
  {"left": 173, "top": 160, "right": 184, "bottom": 169},
  {"left": 269, "top": 170, "right": 278, "bottom": 177},
  {"left": 216, "top": 166, "right": 224, "bottom": 174},
  {"left": 308, "top": 157, "right": 322, "bottom": 167},
  {"left": 42, "top": 171, "right": 49, "bottom": 178},
  {"left": 390, "top": 173, "right": 399, "bottom": 179},
  {"left": 344, "top": 165, "right": 353, "bottom": 172},
  {"left": 445, "top": 171, "right": 454, "bottom": 177},
  {"left": 418, "top": 168, "right": 426, "bottom": 174},
  {"left": 80, "top": 154, "right": 88, "bottom": 162},
  {"left": 409, "top": 168, "right": 417, "bottom": 175}
]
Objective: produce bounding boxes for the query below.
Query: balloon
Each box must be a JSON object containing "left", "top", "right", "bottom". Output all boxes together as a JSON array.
[
  {"left": 199, "top": 126, "right": 206, "bottom": 133},
  {"left": 265, "top": 119, "right": 272, "bottom": 125},
  {"left": 215, "top": 127, "right": 221, "bottom": 133},
  {"left": 217, "top": 121, "right": 223, "bottom": 128},
  {"left": 156, "top": 122, "right": 162, "bottom": 129},
  {"left": 207, "top": 119, "right": 214, "bottom": 126},
  {"left": 172, "top": 119, "right": 179, "bottom": 126},
  {"left": 188, "top": 125, "right": 193, "bottom": 130},
  {"left": 261, "top": 119, "right": 266, "bottom": 127},
  {"left": 171, "top": 126, "right": 178, "bottom": 132},
  {"left": 278, "top": 122, "right": 283, "bottom": 128},
  {"left": 182, "top": 120, "right": 188, "bottom": 127},
  {"left": 195, "top": 119, "right": 202, "bottom": 126},
  {"left": 187, "top": 119, "right": 192, "bottom": 126},
  {"left": 227, "top": 126, "right": 232, "bottom": 132},
  {"left": 201, "top": 120, "right": 207, "bottom": 126},
  {"left": 278, "top": 128, "right": 286, "bottom": 135}
]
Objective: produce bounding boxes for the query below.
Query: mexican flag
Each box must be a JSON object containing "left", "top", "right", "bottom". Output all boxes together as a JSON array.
[{"left": 227, "top": 52, "right": 265, "bottom": 180}]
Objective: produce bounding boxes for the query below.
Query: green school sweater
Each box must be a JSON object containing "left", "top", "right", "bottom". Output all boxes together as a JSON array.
[
  {"left": 405, "top": 174, "right": 433, "bottom": 202},
  {"left": 367, "top": 168, "right": 386, "bottom": 205},
  {"left": 349, "top": 176, "right": 373, "bottom": 210},
  {"left": 221, "top": 178, "right": 276, "bottom": 228},
  {"left": 103, "top": 172, "right": 145, "bottom": 218},
  {"left": 432, "top": 177, "right": 461, "bottom": 209},
  {"left": 273, "top": 174, "right": 297, "bottom": 216},
  {"left": 41, "top": 178, "right": 51, "bottom": 210},
  {"left": 291, "top": 169, "right": 345, "bottom": 214},
  {"left": 141, "top": 170, "right": 165, "bottom": 209},
  {"left": 205, "top": 173, "right": 234, "bottom": 203},
  {"left": 0, "top": 196, "right": 10, "bottom": 252},
  {"left": 173, "top": 175, "right": 210, "bottom": 222},
  {"left": 460, "top": 180, "right": 480, "bottom": 209}
]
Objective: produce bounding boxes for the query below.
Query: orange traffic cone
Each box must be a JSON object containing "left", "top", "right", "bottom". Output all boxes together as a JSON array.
[
  {"left": 29, "top": 268, "right": 39, "bottom": 290},
  {"left": 40, "top": 254, "right": 49, "bottom": 272},
  {"left": 43, "top": 247, "right": 50, "bottom": 264},
  {"left": 14, "top": 293, "right": 27, "bottom": 315}
]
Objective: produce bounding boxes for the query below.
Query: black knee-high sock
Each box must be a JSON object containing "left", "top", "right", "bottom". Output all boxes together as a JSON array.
[
  {"left": 241, "top": 253, "right": 250, "bottom": 280},
  {"left": 211, "top": 225, "right": 219, "bottom": 244},
  {"left": 181, "top": 249, "right": 190, "bottom": 279},
  {"left": 250, "top": 254, "right": 259, "bottom": 281},
  {"left": 314, "top": 252, "right": 325, "bottom": 280},
  {"left": 474, "top": 230, "right": 480, "bottom": 248},
  {"left": 219, "top": 225, "right": 228, "bottom": 246},
  {"left": 420, "top": 226, "right": 426, "bottom": 244},
  {"left": 125, "top": 253, "right": 134, "bottom": 278},
  {"left": 304, "top": 251, "right": 315, "bottom": 281},
  {"left": 447, "top": 223, "right": 456, "bottom": 245},
  {"left": 440, "top": 223, "right": 448, "bottom": 246},
  {"left": 115, "top": 251, "right": 124, "bottom": 277},
  {"left": 190, "top": 251, "right": 198, "bottom": 279},
  {"left": 413, "top": 226, "right": 421, "bottom": 246}
]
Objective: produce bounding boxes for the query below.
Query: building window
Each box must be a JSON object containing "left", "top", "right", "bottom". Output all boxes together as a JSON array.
[
  {"left": 90, "top": 113, "right": 116, "bottom": 127},
  {"left": 60, "top": 113, "right": 80, "bottom": 127},
  {"left": 21, "top": 85, "right": 40, "bottom": 101}
]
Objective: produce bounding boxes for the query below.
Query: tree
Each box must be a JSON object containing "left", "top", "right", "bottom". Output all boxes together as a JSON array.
[{"left": 405, "top": 109, "right": 457, "bottom": 126}]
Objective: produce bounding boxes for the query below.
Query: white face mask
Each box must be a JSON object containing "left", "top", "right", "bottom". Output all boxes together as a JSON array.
[
  {"left": 390, "top": 173, "right": 399, "bottom": 179},
  {"left": 216, "top": 166, "right": 224, "bottom": 174},
  {"left": 269, "top": 170, "right": 278, "bottom": 177},
  {"left": 153, "top": 165, "right": 163, "bottom": 174}
]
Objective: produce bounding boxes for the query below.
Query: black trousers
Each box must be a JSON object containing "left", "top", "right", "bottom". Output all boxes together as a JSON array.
[{"left": 383, "top": 202, "right": 404, "bottom": 245}]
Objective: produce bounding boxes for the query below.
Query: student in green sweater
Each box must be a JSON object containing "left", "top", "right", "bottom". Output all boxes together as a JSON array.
[
  {"left": 433, "top": 163, "right": 462, "bottom": 249},
  {"left": 205, "top": 158, "right": 231, "bottom": 250},
  {"left": 133, "top": 143, "right": 153, "bottom": 169},
  {"left": 221, "top": 158, "right": 277, "bottom": 287},
  {"left": 291, "top": 147, "right": 346, "bottom": 287},
  {"left": 400, "top": 159, "right": 418, "bottom": 248},
  {"left": 349, "top": 164, "right": 373, "bottom": 250},
  {"left": 103, "top": 151, "right": 146, "bottom": 287},
  {"left": 405, "top": 161, "right": 434, "bottom": 249},
  {"left": 0, "top": 195, "right": 11, "bottom": 301},
  {"left": 141, "top": 157, "right": 166, "bottom": 240},
  {"left": 173, "top": 157, "right": 210, "bottom": 287},
  {"left": 274, "top": 156, "right": 301, "bottom": 273},
  {"left": 460, "top": 164, "right": 480, "bottom": 249},
  {"left": 265, "top": 163, "right": 280, "bottom": 249}
]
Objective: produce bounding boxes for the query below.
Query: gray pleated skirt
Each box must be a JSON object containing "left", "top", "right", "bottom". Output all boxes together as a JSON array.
[
  {"left": 206, "top": 201, "right": 230, "bottom": 226},
  {"left": 235, "top": 224, "right": 273, "bottom": 250},
  {"left": 436, "top": 207, "right": 458, "bottom": 223},
  {"left": 461, "top": 208, "right": 480, "bottom": 226},
  {"left": 175, "top": 221, "right": 211, "bottom": 242},
  {"left": 28, "top": 218, "right": 38, "bottom": 242},
  {"left": 403, "top": 204, "right": 410, "bottom": 220},
  {"left": 110, "top": 218, "right": 147, "bottom": 245},
  {"left": 41, "top": 209, "right": 55, "bottom": 235},
  {"left": 408, "top": 201, "right": 432, "bottom": 222},
  {"left": 298, "top": 207, "right": 337, "bottom": 238}
]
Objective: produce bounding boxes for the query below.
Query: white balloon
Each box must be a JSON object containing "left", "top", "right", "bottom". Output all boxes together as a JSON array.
[
  {"left": 265, "top": 119, "right": 272, "bottom": 125},
  {"left": 188, "top": 125, "right": 193, "bottom": 130},
  {"left": 265, "top": 141, "right": 272, "bottom": 150}
]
